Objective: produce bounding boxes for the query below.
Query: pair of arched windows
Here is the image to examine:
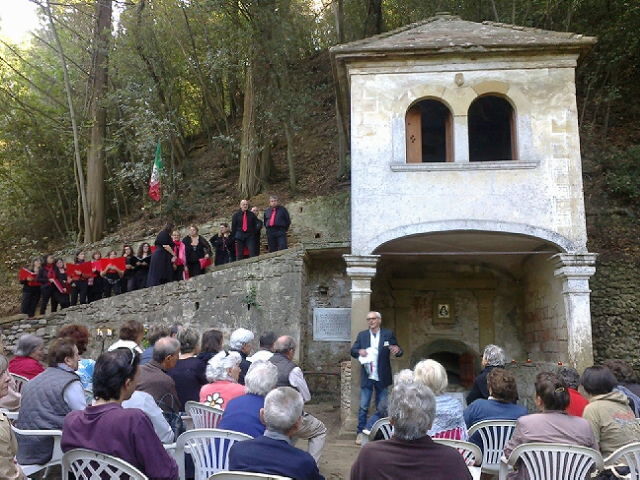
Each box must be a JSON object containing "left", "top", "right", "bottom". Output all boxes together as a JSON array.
[{"left": 406, "top": 95, "right": 515, "bottom": 163}]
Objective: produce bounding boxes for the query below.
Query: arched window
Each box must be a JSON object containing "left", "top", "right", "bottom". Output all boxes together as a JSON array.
[
  {"left": 406, "top": 99, "right": 452, "bottom": 163},
  {"left": 468, "top": 96, "right": 516, "bottom": 161}
]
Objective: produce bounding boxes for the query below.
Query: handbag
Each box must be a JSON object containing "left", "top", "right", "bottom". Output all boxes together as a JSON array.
[
  {"left": 594, "top": 465, "right": 631, "bottom": 479},
  {"left": 157, "top": 393, "right": 185, "bottom": 440}
]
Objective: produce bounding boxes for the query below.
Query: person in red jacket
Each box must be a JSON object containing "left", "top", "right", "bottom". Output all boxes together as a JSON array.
[
  {"left": 8, "top": 334, "right": 44, "bottom": 379},
  {"left": 556, "top": 366, "right": 589, "bottom": 417}
]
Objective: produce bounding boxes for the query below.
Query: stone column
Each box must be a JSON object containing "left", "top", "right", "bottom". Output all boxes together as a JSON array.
[
  {"left": 552, "top": 253, "right": 598, "bottom": 373},
  {"left": 342, "top": 254, "right": 380, "bottom": 434}
]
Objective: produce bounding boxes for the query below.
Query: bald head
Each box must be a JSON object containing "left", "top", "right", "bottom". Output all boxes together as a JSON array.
[{"left": 274, "top": 335, "right": 296, "bottom": 356}]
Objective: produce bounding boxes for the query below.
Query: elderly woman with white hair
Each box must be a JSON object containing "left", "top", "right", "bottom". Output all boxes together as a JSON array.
[
  {"left": 229, "top": 328, "right": 254, "bottom": 385},
  {"left": 414, "top": 359, "right": 468, "bottom": 440},
  {"left": 219, "top": 361, "right": 279, "bottom": 437},
  {"left": 9, "top": 334, "right": 45, "bottom": 380},
  {"left": 199, "top": 351, "right": 245, "bottom": 409}
]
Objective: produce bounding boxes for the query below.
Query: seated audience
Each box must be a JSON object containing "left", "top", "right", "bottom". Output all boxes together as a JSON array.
[
  {"left": 464, "top": 368, "right": 528, "bottom": 448},
  {"left": 228, "top": 387, "right": 324, "bottom": 480},
  {"left": 0, "top": 355, "right": 25, "bottom": 479},
  {"left": 167, "top": 328, "right": 207, "bottom": 408},
  {"left": 503, "top": 372, "right": 597, "bottom": 480},
  {"left": 200, "top": 350, "right": 244, "bottom": 409},
  {"left": 9, "top": 334, "right": 45, "bottom": 379},
  {"left": 61, "top": 347, "right": 179, "bottom": 478},
  {"left": 229, "top": 328, "right": 254, "bottom": 385},
  {"left": 247, "top": 331, "right": 277, "bottom": 363},
  {"left": 582, "top": 365, "right": 640, "bottom": 457},
  {"left": 364, "top": 369, "right": 414, "bottom": 434},
  {"left": 56, "top": 324, "right": 94, "bottom": 390},
  {"left": 196, "top": 329, "right": 223, "bottom": 365},
  {"left": 17, "top": 338, "right": 86, "bottom": 466},
  {"left": 467, "top": 344, "right": 506, "bottom": 405},
  {"left": 603, "top": 359, "right": 640, "bottom": 416},
  {"left": 219, "top": 360, "right": 278, "bottom": 437},
  {"left": 108, "top": 319, "right": 145, "bottom": 353},
  {"left": 140, "top": 323, "right": 171, "bottom": 365},
  {"left": 351, "top": 381, "right": 472, "bottom": 480},
  {"left": 122, "top": 390, "right": 175, "bottom": 444},
  {"left": 556, "top": 365, "right": 589, "bottom": 417},
  {"left": 414, "top": 359, "right": 468, "bottom": 440},
  {"left": 0, "top": 335, "right": 20, "bottom": 411},
  {"left": 136, "top": 336, "right": 181, "bottom": 412}
]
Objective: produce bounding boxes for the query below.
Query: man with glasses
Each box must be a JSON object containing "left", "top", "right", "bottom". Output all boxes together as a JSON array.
[{"left": 350, "top": 311, "right": 403, "bottom": 445}]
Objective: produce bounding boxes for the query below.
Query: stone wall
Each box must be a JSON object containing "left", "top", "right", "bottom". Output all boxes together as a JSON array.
[
  {"left": 3, "top": 248, "right": 307, "bottom": 362},
  {"left": 590, "top": 253, "right": 640, "bottom": 369},
  {"left": 523, "top": 254, "right": 569, "bottom": 364}
]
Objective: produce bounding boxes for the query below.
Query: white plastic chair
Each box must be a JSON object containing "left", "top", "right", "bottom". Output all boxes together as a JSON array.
[
  {"left": 61, "top": 448, "right": 148, "bottom": 479},
  {"left": 209, "top": 472, "right": 292, "bottom": 479},
  {"left": 9, "top": 373, "right": 29, "bottom": 394},
  {"left": 604, "top": 441, "right": 640, "bottom": 478},
  {"left": 12, "top": 425, "right": 63, "bottom": 477},
  {"left": 361, "top": 417, "right": 393, "bottom": 446},
  {"left": 433, "top": 438, "right": 483, "bottom": 466},
  {"left": 186, "top": 401, "right": 224, "bottom": 429},
  {"left": 467, "top": 419, "right": 517, "bottom": 475},
  {"left": 175, "top": 428, "right": 252, "bottom": 480},
  {"left": 499, "top": 442, "right": 604, "bottom": 480}
]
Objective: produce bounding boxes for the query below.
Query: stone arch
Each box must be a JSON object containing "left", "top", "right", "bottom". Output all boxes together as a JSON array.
[{"left": 361, "top": 219, "right": 580, "bottom": 255}]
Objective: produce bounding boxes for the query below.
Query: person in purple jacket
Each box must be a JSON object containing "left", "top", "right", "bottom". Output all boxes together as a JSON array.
[{"left": 61, "top": 347, "right": 179, "bottom": 480}]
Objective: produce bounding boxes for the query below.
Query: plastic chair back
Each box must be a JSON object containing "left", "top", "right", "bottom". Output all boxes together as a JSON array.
[
  {"left": 467, "top": 419, "right": 517, "bottom": 475},
  {"left": 186, "top": 401, "right": 225, "bottom": 429},
  {"left": 433, "top": 438, "right": 483, "bottom": 466},
  {"left": 604, "top": 441, "right": 640, "bottom": 479},
  {"left": 9, "top": 373, "right": 29, "bottom": 394},
  {"left": 499, "top": 442, "right": 604, "bottom": 480},
  {"left": 12, "top": 425, "right": 63, "bottom": 477},
  {"left": 61, "top": 448, "right": 148, "bottom": 479},
  {"left": 361, "top": 417, "right": 393, "bottom": 445},
  {"left": 176, "top": 428, "right": 252, "bottom": 480}
]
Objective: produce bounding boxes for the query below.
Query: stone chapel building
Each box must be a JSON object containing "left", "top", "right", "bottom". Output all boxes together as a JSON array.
[{"left": 330, "top": 13, "right": 597, "bottom": 430}]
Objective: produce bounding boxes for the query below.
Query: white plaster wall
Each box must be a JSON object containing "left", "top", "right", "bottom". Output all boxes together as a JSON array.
[{"left": 349, "top": 55, "right": 588, "bottom": 255}]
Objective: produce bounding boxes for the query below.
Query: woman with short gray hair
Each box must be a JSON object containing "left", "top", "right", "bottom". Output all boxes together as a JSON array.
[
  {"left": 9, "top": 334, "right": 45, "bottom": 379},
  {"left": 167, "top": 328, "right": 207, "bottom": 408},
  {"left": 199, "top": 351, "right": 244, "bottom": 409},
  {"left": 466, "top": 344, "right": 507, "bottom": 405},
  {"left": 229, "top": 328, "right": 254, "bottom": 385}
]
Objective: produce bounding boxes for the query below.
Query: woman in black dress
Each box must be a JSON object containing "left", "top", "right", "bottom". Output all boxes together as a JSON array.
[
  {"left": 20, "top": 258, "right": 41, "bottom": 318},
  {"left": 69, "top": 251, "right": 90, "bottom": 306},
  {"left": 132, "top": 242, "right": 151, "bottom": 290},
  {"left": 121, "top": 245, "right": 136, "bottom": 293},
  {"left": 88, "top": 250, "right": 104, "bottom": 302},
  {"left": 102, "top": 250, "right": 124, "bottom": 297},
  {"left": 183, "top": 225, "right": 212, "bottom": 278},
  {"left": 146, "top": 222, "right": 176, "bottom": 287},
  {"left": 37, "top": 254, "right": 68, "bottom": 314}
]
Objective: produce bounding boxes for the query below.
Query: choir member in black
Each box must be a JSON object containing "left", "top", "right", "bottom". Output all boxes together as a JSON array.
[
  {"left": 231, "top": 199, "right": 259, "bottom": 260},
  {"left": 37, "top": 254, "right": 68, "bottom": 314},
  {"left": 147, "top": 222, "right": 176, "bottom": 287},
  {"left": 172, "top": 230, "right": 187, "bottom": 282},
  {"left": 69, "top": 251, "right": 90, "bottom": 306},
  {"left": 211, "top": 223, "right": 235, "bottom": 266},
  {"left": 264, "top": 195, "right": 291, "bottom": 252},
  {"left": 251, "top": 207, "right": 264, "bottom": 255},
  {"left": 20, "top": 258, "right": 41, "bottom": 318},
  {"left": 88, "top": 250, "right": 104, "bottom": 302},
  {"left": 101, "top": 250, "right": 124, "bottom": 297},
  {"left": 183, "top": 225, "right": 212, "bottom": 278},
  {"left": 121, "top": 245, "right": 136, "bottom": 293},
  {"left": 132, "top": 243, "right": 151, "bottom": 290},
  {"left": 51, "top": 258, "right": 70, "bottom": 311}
]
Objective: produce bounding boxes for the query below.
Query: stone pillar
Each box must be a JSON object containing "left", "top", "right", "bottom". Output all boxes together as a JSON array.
[
  {"left": 552, "top": 253, "right": 598, "bottom": 373},
  {"left": 453, "top": 115, "right": 470, "bottom": 162},
  {"left": 342, "top": 254, "right": 380, "bottom": 434}
]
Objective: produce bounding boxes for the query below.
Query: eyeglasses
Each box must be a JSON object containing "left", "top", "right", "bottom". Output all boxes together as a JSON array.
[
  {"left": 366, "top": 317, "right": 378, "bottom": 321},
  {"left": 115, "top": 346, "right": 137, "bottom": 367}
]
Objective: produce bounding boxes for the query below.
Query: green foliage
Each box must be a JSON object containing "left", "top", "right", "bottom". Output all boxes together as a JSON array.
[{"left": 602, "top": 146, "right": 640, "bottom": 203}]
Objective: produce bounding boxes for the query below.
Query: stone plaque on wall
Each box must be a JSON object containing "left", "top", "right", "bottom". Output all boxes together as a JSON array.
[{"left": 313, "top": 308, "right": 351, "bottom": 341}]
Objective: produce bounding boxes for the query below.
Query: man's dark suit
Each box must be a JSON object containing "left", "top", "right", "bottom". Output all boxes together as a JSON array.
[
  {"left": 350, "top": 328, "right": 402, "bottom": 389},
  {"left": 230, "top": 209, "right": 259, "bottom": 259}
]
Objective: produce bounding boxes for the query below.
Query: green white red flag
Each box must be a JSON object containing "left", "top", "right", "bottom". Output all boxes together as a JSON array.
[{"left": 148, "top": 141, "right": 162, "bottom": 202}]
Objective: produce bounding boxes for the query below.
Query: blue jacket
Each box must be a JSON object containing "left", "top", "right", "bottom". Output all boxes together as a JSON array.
[{"left": 350, "top": 328, "right": 402, "bottom": 389}]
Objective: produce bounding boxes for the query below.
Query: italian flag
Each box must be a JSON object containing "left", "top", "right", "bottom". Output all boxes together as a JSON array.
[{"left": 148, "top": 140, "right": 162, "bottom": 202}]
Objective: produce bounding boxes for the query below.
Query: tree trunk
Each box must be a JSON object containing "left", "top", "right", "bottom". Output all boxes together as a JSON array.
[
  {"left": 86, "top": 0, "right": 112, "bottom": 242},
  {"left": 43, "top": 0, "right": 91, "bottom": 242},
  {"left": 363, "top": 0, "right": 383, "bottom": 38},
  {"left": 333, "top": 0, "right": 345, "bottom": 44},
  {"left": 239, "top": 61, "right": 263, "bottom": 198}
]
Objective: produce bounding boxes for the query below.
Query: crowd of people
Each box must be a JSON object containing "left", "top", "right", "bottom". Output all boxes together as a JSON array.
[
  {"left": 18, "top": 195, "right": 292, "bottom": 319},
  {"left": 1, "top": 316, "right": 640, "bottom": 479}
]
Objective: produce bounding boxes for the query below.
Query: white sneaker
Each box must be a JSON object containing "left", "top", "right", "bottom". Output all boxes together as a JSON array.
[{"left": 355, "top": 433, "right": 362, "bottom": 446}]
